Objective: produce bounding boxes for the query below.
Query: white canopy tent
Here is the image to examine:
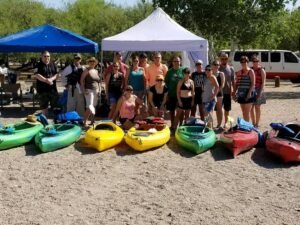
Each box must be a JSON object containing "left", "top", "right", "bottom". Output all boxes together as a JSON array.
[{"left": 101, "top": 7, "right": 209, "bottom": 68}]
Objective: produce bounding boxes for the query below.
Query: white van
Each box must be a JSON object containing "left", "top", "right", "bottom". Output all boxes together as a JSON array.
[{"left": 221, "top": 49, "right": 300, "bottom": 83}]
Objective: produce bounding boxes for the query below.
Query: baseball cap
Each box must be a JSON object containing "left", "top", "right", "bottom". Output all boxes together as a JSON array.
[
  {"left": 195, "top": 59, "right": 203, "bottom": 65},
  {"left": 74, "top": 53, "right": 82, "bottom": 59}
]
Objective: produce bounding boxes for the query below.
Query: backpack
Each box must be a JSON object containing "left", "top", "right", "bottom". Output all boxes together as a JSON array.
[{"left": 54, "top": 111, "right": 83, "bottom": 124}]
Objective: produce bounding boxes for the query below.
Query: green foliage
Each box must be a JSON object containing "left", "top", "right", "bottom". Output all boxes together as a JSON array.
[
  {"left": 152, "top": 0, "right": 297, "bottom": 51},
  {"left": 0, "top": 0, "right": 299, "bottom": 58}
]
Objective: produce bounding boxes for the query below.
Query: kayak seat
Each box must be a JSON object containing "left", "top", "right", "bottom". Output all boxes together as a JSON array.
[
  {"left": 137, "top": 124, "right": 165, "bottom": 131},
  {"left": 95, "top": 124, "right": 115, "bottom": 131}
]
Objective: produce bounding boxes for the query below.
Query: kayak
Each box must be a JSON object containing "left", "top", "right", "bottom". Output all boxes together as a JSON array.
[
  {"left": 35, "top": 124, "right": 81, "bottom": 152},
  {"left": 220, "top": 128, "right": 259, "bottom": 157},
  {"left": 125, "top": 123, "right": 170, "bottom": 151},
  {"left": 83, "top": 121, "right": 124, "bottom": 151},
  {"left": 265, "top": 122, "right": 300, "bottom": 162},
  {"left": 175, "top": 125, "right": 216, "bottom": 154},
  {"left": 0, "top": 121, "right": 43, "bottom": 150}
]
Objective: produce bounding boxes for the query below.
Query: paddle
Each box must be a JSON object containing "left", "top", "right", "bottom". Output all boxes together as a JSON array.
[{"left": 202, "top": 116, "right": 211, "bottom": 133}]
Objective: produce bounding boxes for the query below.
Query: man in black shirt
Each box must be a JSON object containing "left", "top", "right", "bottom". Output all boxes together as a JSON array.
[
  {"left": 35, "top": 51, "right": 59, "bottom": 116},
  {"left": 191, "top": 60, "right": 205, "bottom": 120}
]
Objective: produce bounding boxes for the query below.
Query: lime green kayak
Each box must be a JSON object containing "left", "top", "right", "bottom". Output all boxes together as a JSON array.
[
  {"left": 0, "top": 121, "right": 43, "bottom": 150},
  {"left": 35, "top": 124, "right": 81, "bottom": 152},
  {"left": 175, "top": 125, "right": 216, "bottom": 154}
]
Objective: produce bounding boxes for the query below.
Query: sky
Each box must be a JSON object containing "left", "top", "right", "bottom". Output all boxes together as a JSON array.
[{"left": 36, "top": 0, "right": 299, "bottom": 10}]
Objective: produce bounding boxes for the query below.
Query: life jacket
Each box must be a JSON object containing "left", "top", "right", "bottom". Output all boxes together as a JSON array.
[{"left": 67, "top": 64, "right": 83, "bottom": 86}]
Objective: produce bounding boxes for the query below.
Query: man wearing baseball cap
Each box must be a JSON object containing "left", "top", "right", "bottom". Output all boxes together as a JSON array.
[
  {"left": 60, "top": 53, "right": 85, "bottom": 116},
  {"left": 191, "top": 59, "right": 205, "bottom": 120}
]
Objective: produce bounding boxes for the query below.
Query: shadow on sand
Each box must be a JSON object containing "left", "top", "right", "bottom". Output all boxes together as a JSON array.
[
  {"left": 74, "top": 139, "right": 100, "bottom": 155},
  {"left": 251, "top": 147, "right": 299, "bottom": 169},
  {"left": 266, "top": 91, "right": 300, "bottom": 100},
  {"left": 166, "top": 137, "right": 199, "bottom": 158},
  {"left": 24, "top": 142, "right": 42, "bottom": 156},
  {"left": 210, "top": 141, "right": 233, "bottom": 161}
]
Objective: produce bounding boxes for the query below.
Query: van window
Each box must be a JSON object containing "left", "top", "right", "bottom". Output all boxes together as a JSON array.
[
  {"left": 284, "top": 52, "right": 299, "bottom": 63},
  {"left": 261, "top": 52, "right": 269, "bottom": 62},
  {"left": 271, "top": 52, "right": 281, "bottom": 62},
  {"left": 234, "top": 51, "right": 259, "bottom": 61}
]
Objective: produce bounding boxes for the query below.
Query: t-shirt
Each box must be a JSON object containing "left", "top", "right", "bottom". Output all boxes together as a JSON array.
[
  {"left": 145, "top": 63, "right": 168, "bottom": 87},
  {"left": 219, "top": 65, "right": 235, "bottom": 94},
  {"left": 149, "top": 85, "right": 168, "bottom": 108},
  {"left": 191, "top": 71, "right": 205, "bottom": 91},
  {"left": 35, "top": 61, "right": 58, "bottom": 94},
  {"left": 165, "top": 67, "right": 184, "bottom": 97}
]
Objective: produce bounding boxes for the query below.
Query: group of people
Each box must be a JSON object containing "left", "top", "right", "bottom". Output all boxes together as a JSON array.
[{"left": 34, "top": 50, "right": 266, "bottom": 130}]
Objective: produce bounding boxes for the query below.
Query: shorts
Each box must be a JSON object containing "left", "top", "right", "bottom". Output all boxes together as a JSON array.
[
  {"left": 166, "top": 96, "right": 177, "bottom": 111},
  {"left": 39, "top": 91, "right": 59, "bottom": 110},
  {"left": 194, "top": 90, "right": 203, "bottom": 104},
  {"left": 178, "top": 97, "right": 192, "bottom": 110},
  {"left": 203, "top": 100, "right": 216, "bottom": 113},
  {"left": 109, "top": 92, "right": 122, "bottom": 104},
  {"left": 253, "top": 88, "right": 266, "bottom": 105},
  {"left": 133, "top": 90, "right": 145, "bottom": 100},
  {"left": 223, "top": 94, "right": 231, "bottom": 111},
  {"left": 119, "top": 117, "right": 135, "bottom": 125},
  {"left": 237, "top": 96, "right": 255, "bottom": 104}
]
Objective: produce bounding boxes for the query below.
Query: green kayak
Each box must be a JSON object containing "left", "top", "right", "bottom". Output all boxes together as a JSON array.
[
  {"left": 175, "top": 125, "right": 216, "bottom": 154},
  {"left": 35, "top": 124, "right": 81, "bottom": 152},
  {"left": 0, "top": 121, "right": 43, "bottom": 150}
]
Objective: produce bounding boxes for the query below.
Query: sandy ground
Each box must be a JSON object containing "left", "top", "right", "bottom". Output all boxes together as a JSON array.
[{"left": 0, "top": 80, "right": 299, "bottom": 225}]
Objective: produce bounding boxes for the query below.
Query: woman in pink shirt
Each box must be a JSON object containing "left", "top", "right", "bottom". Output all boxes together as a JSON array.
[{"left": 112, "top": 85, "right": 144, "bottom": 125}]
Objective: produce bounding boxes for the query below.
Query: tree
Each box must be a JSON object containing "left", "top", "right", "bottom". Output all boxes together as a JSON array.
[{"left": 152, "top": 0, "right": 297, "bottom": 50}]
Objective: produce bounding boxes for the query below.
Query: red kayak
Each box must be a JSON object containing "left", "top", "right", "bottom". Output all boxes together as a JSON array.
[
  {"left": 220, "top": 129, "right": 259, "bottom": 158},
  {"left": 266, "top": 123, "right": 300, "bottom": 163}
]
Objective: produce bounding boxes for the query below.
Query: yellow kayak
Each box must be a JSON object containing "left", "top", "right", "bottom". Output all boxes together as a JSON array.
[
  {"left": 83, "top": 121, "right": 124, "bottom": 151},
  {"left": 125, "top": 124, "right": 170, "bottom": 151}
]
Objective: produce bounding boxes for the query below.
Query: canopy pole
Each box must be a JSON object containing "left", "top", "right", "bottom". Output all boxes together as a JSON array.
[{"left": 99, "top": 50, "right": 104, "bottom": 104}]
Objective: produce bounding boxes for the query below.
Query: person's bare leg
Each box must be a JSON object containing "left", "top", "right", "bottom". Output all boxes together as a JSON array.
[
  {"left": 216, "top": 97, "right": 223, "bottom": 127},
  {"left": 173, "top": 108, "right": 182, "bottom": 129},
  {"left": 250, "top": 105, "right": 256, "bottom": 126},
  {"left": 255, "top": 105, "right": 261, "bottom": 127}
]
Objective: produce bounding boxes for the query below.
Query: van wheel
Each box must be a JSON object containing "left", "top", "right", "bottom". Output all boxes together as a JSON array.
[{"left": 290, "top": 78, "right": 300, "bottom": 83}]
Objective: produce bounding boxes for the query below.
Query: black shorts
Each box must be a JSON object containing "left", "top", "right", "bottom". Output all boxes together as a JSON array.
[
  {"left": 194, "top": 90, "right": 203, "bottom": 104},
  {"left": 178, "top": 97, "right": 192, "bottom": 110},
  {"left": 39, "top": 91, "right": 59, "bottom": 109},
  {"left": 166, "top": 96, "right": 177, "bottom": 111},
  {"left": 119, "top": 117, "right": 135, "bottom": 125},
  {"left": 237, "top": 96, "right": 255, "bottom": 104},
  {"left": 223, "top": 94, "right": 231, "bottom": 111}
]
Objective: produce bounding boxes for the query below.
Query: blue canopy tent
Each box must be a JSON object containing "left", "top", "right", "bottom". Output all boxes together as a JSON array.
[{"left": 0, "top": 24, "right": 99, "bottom": 53}]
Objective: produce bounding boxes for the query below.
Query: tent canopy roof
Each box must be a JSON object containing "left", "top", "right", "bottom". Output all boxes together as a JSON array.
[
  {"left": 0, "top": 24, "right": 99, "bottom": 53},
  {"left": 102, "top": 8, "right": 207, "bottom": 51}
]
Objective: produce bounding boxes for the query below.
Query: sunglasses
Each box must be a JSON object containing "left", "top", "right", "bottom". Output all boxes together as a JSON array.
[
  {"left": 156, "top": 79, "right": 164, "bottom": 82},
  {"left": 205, "top": 69, "right": 212, "bottom": 71},
  {"left": 126, "top": 89, "right": 133, "bottom": 91},
  {"left": 213, "top": 64, "right": 220, "bottom": 66},
  {"left": 240, "top": 61, "right": 247, "bottom": 63},
  {"left": 253, "top": 60, "right": 259, "bottom": 62},
  {"left": 43, "top": 55, "right": 50, "bottom": 58},
  {"left": 220, "top": 58, "right": 228, "bottom": 60},
  {"left": 74, "top": 57, "right": 81, "bottom": 60}
]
